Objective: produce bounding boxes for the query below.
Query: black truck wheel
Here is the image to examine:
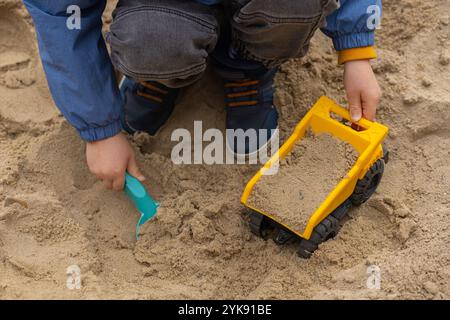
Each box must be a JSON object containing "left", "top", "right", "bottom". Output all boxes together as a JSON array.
[
  {"left": 331, "top": 198, "right": 353, "bottom": 221},
  {"left": 350, "top": 159, "right": 385, "bottom": 206},
  {"left": 273, "top": 228, "right": 294, "bottom": 245},
  {"left": 249, "top": 211, "right": 271, "bottom": 238},
  {"left": 382, "top": 145, "right": 390, "bottom": 164},
  {"left": 298, "top": 215, "right": 340, "bottom": 259}
]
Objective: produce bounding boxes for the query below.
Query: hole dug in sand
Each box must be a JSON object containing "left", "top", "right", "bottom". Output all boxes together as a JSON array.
[
  {"left": 0, "top": 3, "right": 55, "bottom": 124},
  {"left": 248, "top": 131, "right": 358, "bottom": 234}
]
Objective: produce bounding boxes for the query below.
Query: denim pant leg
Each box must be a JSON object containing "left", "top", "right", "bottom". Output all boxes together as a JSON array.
[
  {"left": 106, "top": 0, "right": 220, "bottom": 88},
  {"left": 228, "top": 0, "right": 340, "bottom": 67}
]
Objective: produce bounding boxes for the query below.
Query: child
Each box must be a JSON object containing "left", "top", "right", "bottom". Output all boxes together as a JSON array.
[{"left": 23, "top": 0, "right": 382, "bottom": 191}]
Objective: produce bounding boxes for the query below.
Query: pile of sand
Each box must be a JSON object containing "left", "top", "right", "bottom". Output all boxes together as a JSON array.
[
  {"left": 248, "top": 132, "right": 358, "bottom": 233},
  {"left": 0, "top": 0, "right": 449, "bottom": 299}
]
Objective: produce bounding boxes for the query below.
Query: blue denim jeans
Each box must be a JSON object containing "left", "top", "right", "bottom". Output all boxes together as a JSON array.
[{"left": 107, "top": 0, "right": 339, "bottom": 87}]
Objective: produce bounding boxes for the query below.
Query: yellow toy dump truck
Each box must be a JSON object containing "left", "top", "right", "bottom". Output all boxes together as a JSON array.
[{"left": 241, "top": 96, "right": 390, "bottom": 258}]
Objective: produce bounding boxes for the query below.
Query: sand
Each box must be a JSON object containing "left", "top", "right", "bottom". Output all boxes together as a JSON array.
[
  {"left": 248, "top": 132, "right": 358, "bottom": 233},
  {"left": 0, "top": 0, "right": 449, "bottom": 299}
]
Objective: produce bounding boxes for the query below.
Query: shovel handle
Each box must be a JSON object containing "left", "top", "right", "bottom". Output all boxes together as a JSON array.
[{"left": 124, "top": 173, "right": 159, "bottom": 220}]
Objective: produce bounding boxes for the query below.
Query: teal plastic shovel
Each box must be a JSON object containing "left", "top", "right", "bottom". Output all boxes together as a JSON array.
[{"left": 124, "top": 173, "right": 159, "bottom": 239}]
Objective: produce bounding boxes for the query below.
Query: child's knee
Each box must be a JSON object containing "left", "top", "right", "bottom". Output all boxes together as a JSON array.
[
  {"left": 107, "top": 0, "right": 219, "bottom": 86},
  {"left": 231, "top": 0, "right": 339, "bottom": 66}
]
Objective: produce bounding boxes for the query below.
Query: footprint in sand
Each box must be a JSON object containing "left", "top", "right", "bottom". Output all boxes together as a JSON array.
[
  {"left": 0, "top": 3, "right": 56, "bottom": 123},
  {"left": 0, "top": 51, "right": 34, "bottom": 89},
  {"left": 0, "top": 5, "right": 36, "bottom": 89}
]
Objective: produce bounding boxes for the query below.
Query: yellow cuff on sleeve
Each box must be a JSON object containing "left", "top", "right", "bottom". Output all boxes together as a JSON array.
[{"left": 338, "top": 46, "right": 377, "bottom": 65}]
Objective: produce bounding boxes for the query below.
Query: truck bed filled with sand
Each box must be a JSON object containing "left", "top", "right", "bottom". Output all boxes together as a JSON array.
[{"left": 248, "top": 132, "right": 358, "bottom": 234}]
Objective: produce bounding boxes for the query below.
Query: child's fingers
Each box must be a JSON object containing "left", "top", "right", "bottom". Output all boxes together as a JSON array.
[
  {"left": 112, "top": 173, "right": 126, "bottom": 192},
  {"left": 347, "top": 92, "right": 363, "bottom": 122},
  {"left": 127, "top": 156, "right": 145, "bottom": 182},
  {"left": 362, "top": 101, "right": 377, "bottom": 121},
  {"left": 362, "top": 92, "right": 380, "bottom": 121},
  {"left": 103, "top": 179, "right": 113, "bottom": 190}
]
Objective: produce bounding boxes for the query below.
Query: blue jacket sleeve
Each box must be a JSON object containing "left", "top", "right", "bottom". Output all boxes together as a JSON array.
[
  {"left": 23, "top": 0, "right": 123, "bottom": 142},
  {"left": 322, "top": 0, "right": 382, "bottom": 51}
]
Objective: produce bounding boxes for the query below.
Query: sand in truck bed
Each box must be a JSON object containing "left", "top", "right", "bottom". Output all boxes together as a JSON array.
[{"left": 248, "top": 131, "right": 359, "bottom": 234}]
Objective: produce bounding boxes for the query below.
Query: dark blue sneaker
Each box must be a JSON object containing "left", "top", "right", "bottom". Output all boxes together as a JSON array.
[
  {"left": 119, "top": 77, "right": 179, "bottom": 136},
  {"left": 212, "top": 53, "right": 279, "bottom": 156},
  {"left": 211, "top": 29, "right": 279, "bottom": 156},
  {"left": 223, "top": 68, "right": 279, "bottom": 156}
]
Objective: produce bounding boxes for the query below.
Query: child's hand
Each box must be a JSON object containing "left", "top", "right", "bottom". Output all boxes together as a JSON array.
[
  {"left": 343, "top": 60, "right": 382, "bottom": 122},
  {"left": 86, "top": 132, "right": 145, "bottom": 191}
]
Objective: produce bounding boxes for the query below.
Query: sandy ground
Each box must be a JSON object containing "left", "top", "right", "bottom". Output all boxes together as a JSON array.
[{"left": 0, "top": 0, "right": 449, "bottom": 299}]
